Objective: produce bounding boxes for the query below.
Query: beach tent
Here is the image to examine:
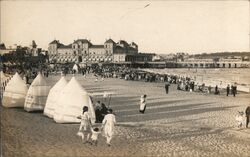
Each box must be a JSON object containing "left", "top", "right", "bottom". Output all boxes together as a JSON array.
[
  {"left": 1, "top": 71, "right": 11, "bottom": 88},
  {"left": 2, "top": 72, "right": 28, "bottom": 107},
  {"left": 72, "top": 64, "right": 78, "bottom": 73},
  {"left": 44, "top": 76, "right": 68, "bottom": 118},
  {"left": 24, "top": 73, "right": 51, "bottom": 112},
  {"left": 1, "top": 71, "right": 9, "bottom": 82},
  {"left": 53, "top": 77, "right": 95, "bottom": 123},
  {"left": 1, "top": 71, "right": 9, "bottom": 98}
]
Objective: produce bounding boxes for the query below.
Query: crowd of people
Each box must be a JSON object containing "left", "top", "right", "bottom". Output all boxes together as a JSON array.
[
  {"left": 89, "top": 65, "right": 239, "bottom": 97},
  {"left": 2, "top": 63, "right": 240, "bottom": 98},
  {"left": 2, "top": 63, "right": 248, "bottom": 148}
]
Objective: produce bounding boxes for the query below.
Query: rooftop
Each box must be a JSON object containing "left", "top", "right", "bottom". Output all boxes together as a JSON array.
[
  {"left": 0, "top": 43, "right": 6, "bottom": 50},
  {"left": 90, "top": 45, "right": 104, "bottom": 48}
]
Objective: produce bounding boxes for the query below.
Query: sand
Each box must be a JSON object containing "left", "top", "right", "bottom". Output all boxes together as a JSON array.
[{"left": 1, "top": 74, "right": 250, "bottom": 157}]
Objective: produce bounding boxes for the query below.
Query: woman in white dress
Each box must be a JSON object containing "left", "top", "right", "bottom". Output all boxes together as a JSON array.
[
  {"left": 102, "top": 109, "right": 116, "bottom": 146},
  {"left": 139, "top": 94, "right": 147, "bottom": 114}
]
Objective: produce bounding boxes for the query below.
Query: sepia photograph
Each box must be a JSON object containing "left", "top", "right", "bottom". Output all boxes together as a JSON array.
[{"left": 0, "top": 0, "right": 250, "bottom": 157}]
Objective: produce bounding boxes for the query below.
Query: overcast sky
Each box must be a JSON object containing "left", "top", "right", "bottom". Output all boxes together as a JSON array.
[{"left": 1, "top": 0, "right": 249, "bottom": 54}]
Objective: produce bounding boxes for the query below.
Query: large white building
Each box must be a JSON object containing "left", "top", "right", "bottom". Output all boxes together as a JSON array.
[{"left": 48, "top": 39, "right": 139, "bottom": 63}]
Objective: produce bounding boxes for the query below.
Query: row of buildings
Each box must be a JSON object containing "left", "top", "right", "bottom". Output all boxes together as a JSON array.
[
  {"left": 178, "top": 57, "right": 250, "bottom": 68},
  {"left": 48, "top": 39, "right": 154, "bottom": 64},
  {"left": 0, "top": 41, "right": 44, "bottom": 57},
  {"left": 1, "top": 39, "right": 250, "bottom": 68}
]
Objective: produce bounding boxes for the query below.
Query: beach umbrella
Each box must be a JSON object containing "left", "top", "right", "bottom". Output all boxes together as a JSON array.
[
  {"left": 53, "top": 77, "right": 95, "bottom": 123},
  {"left": 2, "top": 72, "right": 28, "bottom": 108},
  {"left": 43, "top": 76, "right": 68, "bottom": 118},
  {"left": 24, "top": 72, "right": 51, "bottom": 112}
]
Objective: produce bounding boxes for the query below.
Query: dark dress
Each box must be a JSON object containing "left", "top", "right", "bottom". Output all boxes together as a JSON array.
[
  {"left": 100, "top": 106, "right": 108, "bottom": 122},
  {"left": 95, "top": 108, "right": 102, "bottom": 123},
  {"left": 226, "top": 86, "right": 230, "bottom": 96},
  {"left": 165, "top": 82, "right": 170, "bottom": 94},
  {"left": 245, "top": 106, "right": 250, "bottom": 128}
]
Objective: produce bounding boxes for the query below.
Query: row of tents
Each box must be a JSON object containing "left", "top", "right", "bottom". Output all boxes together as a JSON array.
[{"left": 1, "top": 71, "right": 95, "bottom": 123}]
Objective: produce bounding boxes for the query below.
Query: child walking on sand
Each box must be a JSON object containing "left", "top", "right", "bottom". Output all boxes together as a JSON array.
[
  {"left": 77, "top": 106, "right": 92, "bottom": 143},
  {"left": 90, "top": 127, "right": 102, "bottom": 146},
  {"left": 235, "top": 111, "right": 244, "bottom": 128}
]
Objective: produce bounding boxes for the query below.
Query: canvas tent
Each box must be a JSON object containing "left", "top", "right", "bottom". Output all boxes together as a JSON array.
[
  {"left": 44, "top": 76, "right": 68, "bottom": 118},
  {"left": 1, "top": 71, "right": 9, "bottom": 98},
  {"left": 53, "top": 77, "right": 95, "bottom": 123},
  {"left": 1, "top": 71, "right": 11, "bottom": 88},
  {"left": 24, "top": 73, "right": 51, "bottom": 112},
  {"left": 1, "top": 71, "right": 9, "bottom": 83},
  {"left": 2, "top": 72, "right": 28, "bottom": 107},
  {"left": 72, "top": 64, "right": 78, "bottom": 73}
]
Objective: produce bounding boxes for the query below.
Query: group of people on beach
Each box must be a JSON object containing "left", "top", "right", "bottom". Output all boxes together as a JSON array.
[
  {"left": 88, "top": 65, "right": 241, "bottom": 98},
  {"left": 77, "top": 106, "right": 116, "bottom": 146}
]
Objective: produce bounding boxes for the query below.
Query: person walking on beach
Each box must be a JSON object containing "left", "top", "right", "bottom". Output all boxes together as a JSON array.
[
  {"left": 139, "top": 94, "right": 147, "bottom": 114},
  {"left": 77, "top": 106, "right": 92, "bottom": 143},
  {"left": 102, "top": 109, "right": 116, "bottom": 146},
  {"left": 245, "top": 105, "right": 250, "bottom": 128},
  {"left": 90, "top": 127, "right": 102, "bottom": 146},
  {"left": 214, "top": 85, "right": 220, "bottom": 95},
  {"left": 226, "top": 84, "right": 230, "bottom": 96},
  {"left": 235, "top": 111, "right": 244, "bottom": 128},
  {"left": 165, "top": 82, "right": 170, "bottom": 94},
  {"left": 232, "top": 83, "right": 237, "bottom": 97}
]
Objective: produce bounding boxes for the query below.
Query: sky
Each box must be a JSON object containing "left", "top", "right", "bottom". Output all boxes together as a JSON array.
[{"left": 0, "top": 0, "right": 249, "bottom": 54}]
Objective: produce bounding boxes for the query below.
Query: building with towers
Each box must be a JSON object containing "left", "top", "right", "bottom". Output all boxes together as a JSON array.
[{"left": 47, "top": 38, "right": 150, "bottom": 64}]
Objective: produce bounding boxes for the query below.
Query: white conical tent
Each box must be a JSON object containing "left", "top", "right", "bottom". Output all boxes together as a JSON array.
[
  {"left": 1, "top": 71, "right": 11, "bottom": 88},
  {"left": 24, "top": 73, "right": 51, "bottom": 112},
  {"left": 2, "top": 72, "right": 28, "bottom": 107},
  {"left": 44, "top": 76, "right": 68, "bottom": 118},
  {"left": 53, "top": 77, "right": 95, "bottom": 123},
  {"left": 72, "top": 64, "right": 78, "bottom": 73},
  {"left": 1, "top": 71, "right": 9, "bottom": 98},
  {"left": 1, "top": 71, "right": 9, "bottom": 83}
]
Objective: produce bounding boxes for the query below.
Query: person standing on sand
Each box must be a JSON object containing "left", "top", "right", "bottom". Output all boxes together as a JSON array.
[
  {"left": 100, "top": 103, "right": 108, "bottom": 121},
  {"left": 245, "top": 105, "right": 250, "bottom": 128},
  {"left": 226, "top": 84, "right": 230, "bottom": 96},
  {"left": 214, "top": 85, "right": 219, "bottom": 95},
  {"left": 139, "top": 94, "right": 147, "bottom": 114},
  {"left": 232, "top": 83, "right": 237, "bottom": 97},
  {"left": 77, "top": 106, "right": 92, "bottom": 143},
  {"left": 165, "top": 82, "right": 170, "bottom": 94},
  {"left": 102, "top": 109, "right": 116, "bottom": 146}
]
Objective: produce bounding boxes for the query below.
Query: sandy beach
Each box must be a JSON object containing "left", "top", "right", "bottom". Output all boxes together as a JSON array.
[{"left": 1, "top": 74, "right": 250, "bottom": 157}]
